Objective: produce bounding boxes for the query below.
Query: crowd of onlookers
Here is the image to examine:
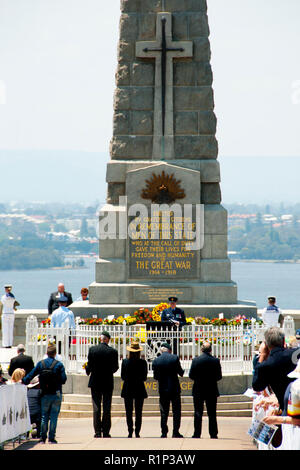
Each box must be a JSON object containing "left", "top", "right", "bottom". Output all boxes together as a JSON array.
[
  {"left": 0, "top": 343, "right": 66, "bottom": 443},
  {"left": 251, "top": 327, "right": 300, "bottom": 449}
]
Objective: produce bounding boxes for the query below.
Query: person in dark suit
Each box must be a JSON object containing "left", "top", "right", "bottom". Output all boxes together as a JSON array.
[
  {"left": 48, "top": 283, "right": 73, "bottom": 315},
  {"left": 252, "top": 326, "right": 297, "bottom": 412},
  {"left": 161, "top": 297, "right": 186, "bottom": 355},
  {"left": 85, "top": 330, "right": 119, "bottom": 438},
  {"left": 152, "top": 342, "right": 184, "bottom": 438},
  {"left": 189, "top": 341, "right": 222, "bottom": 439},
  {"left": 161, "top": 297, "right": 186, "bottom": 328},
  {"left": 121, "top": 340, "right": 148, "bottom": 438},
  {"left": 8, "top": 344, "right": 34, "bottom": 377}
]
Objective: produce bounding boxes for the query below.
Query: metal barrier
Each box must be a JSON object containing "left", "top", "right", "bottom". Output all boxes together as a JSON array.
[{"left": 25, "top": 316, "right": 295, "bottom": 375}]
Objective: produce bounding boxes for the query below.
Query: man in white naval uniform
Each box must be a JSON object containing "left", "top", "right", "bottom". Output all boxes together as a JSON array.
[
  {"left": 262, "top": 296, "right": 283, "bottom": 329},
  {"left": 1, "top": 284, "right": 17, "bottom": 348}
]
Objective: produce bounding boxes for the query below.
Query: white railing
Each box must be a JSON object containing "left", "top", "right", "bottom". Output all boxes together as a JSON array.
[{"left": 25, "top": 316, "right": 295, "bottom": 376}]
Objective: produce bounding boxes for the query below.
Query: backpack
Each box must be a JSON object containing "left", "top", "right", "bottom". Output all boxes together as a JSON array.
[{"left": 39, "top": 360, "right": 59, "bottom": 394}]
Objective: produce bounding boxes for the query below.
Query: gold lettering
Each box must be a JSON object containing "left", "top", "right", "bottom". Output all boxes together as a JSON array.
[{"left": 136, "top": 261, "right": 149, "bottom": 270}]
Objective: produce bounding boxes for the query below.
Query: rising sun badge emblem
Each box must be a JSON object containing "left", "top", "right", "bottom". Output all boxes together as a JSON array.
[{"left": 141, "top": 171, "right": 186, "bottom": 204}]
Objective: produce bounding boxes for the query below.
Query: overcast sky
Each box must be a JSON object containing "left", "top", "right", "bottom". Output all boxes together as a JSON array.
[{"left": 0, "top": 0, "right": 300, "bottom": 202}]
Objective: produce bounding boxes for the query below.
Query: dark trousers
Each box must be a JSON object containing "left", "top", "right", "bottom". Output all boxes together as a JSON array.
[
  {"left": 91, "top": 388, "right": 113, "bottom": 436},
  {"left": 159, "top": 393, "right": 181, "bottom": 435},
  {"left": 30, "top": 412, "right": 41, "bottom": 438},
  {"left": 124, "top": 397, "right": 144, "bottom": 435},
  {"left": 193, "top": 395, "right": 218, "bottom": 438}
]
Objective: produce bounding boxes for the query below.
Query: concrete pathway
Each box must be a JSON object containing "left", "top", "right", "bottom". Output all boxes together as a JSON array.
[{"left": 12, "top": 416, "right": 256, "bottom": 451}]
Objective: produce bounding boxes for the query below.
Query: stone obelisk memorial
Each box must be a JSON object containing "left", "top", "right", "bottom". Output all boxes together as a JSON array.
[{"left": 72, "top": 0, "right": 257, "bottom": 318}]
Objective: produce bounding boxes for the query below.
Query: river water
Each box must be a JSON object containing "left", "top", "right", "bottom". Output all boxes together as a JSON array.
[{"left": 0, "top": 259, "right": 299, "bottom": 310}]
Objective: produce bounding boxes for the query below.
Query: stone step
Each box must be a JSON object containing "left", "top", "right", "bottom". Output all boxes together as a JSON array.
[
  {"left": 60, "top": 393, "right": 253, "bottom": 418},
  {"left": 62, "top": 394, "right": 251, "bottom": 404},
  {"left": 61, "top": 401, "right": 252, "bottom": 412},
  {"left": 59, "top": 409, "right": 252, "bottom": 419}
]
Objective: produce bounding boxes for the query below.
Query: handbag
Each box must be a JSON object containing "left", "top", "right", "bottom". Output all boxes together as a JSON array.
[{"left": 271, "top": 424, "right": 282, "bottom": 448}]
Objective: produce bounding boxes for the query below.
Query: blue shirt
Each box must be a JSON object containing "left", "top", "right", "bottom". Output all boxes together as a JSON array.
[
  {"left": 23, "top": 357, "right": 67, "bottom": 394},
  {"left": 50, "top": 306, "right": 75, "bottom": 329}
]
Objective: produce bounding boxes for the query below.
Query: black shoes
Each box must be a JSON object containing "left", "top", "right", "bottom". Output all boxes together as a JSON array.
[
  {"left": 192, "top": 434, "right": 201, "bottom": 438},
  {"left": 49, "top": 439, "right": 57, "bottom": 444},
  {"left": 172, "top": 432, "right": 183, "bottom": 438},
  {"left": 161, "top": 433, "right": 167, "bottom": 438},
  {"left": 94, "top": 433, "right": 101, "bottom": 438},
  {"left": 128, "top": 431, "right": 140, "bottom": 438},
  {"left": 210, "top": 436, "right": 218, "bottom": 439},
  {"left": 103, "top": 434, "right": 111, "bottom": 438}
]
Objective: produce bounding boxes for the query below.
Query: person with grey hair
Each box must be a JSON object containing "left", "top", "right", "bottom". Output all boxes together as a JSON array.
[
  {"left": 85, "top": 330, "right": 119, "bottom": 438},
  {"left": 152, "top": 342, "right": 184, "bottom": 438},
  {"left": 189, "top": 341, "right": 222, "bottom": 439},
  {"left": 252, "top": 326, "right": 298, "bottom": 412},
  {"left": 8, "top": 343, "right": 34, "bottom": 377}
]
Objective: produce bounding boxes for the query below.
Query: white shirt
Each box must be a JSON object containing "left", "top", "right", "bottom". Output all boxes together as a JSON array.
[
  {"left": 1, "top": 293, "right": 15, "bottom": 314},
  {"left": 262, "top": 307, "right": 282, "bottom": 329}
]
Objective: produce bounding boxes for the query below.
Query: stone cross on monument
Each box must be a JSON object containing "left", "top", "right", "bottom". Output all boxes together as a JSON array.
[{"left": 136, "top": 13, "right": 193, "bottom": 160}]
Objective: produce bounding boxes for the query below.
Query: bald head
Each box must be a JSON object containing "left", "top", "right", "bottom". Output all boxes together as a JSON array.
[{"left": 58, "top": 283, "right": 65, "bottom": 293}]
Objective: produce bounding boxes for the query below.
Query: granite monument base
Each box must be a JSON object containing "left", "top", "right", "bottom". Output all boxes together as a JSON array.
[{"left": 62, "top": 373, "right": 253, "bottom": 397}]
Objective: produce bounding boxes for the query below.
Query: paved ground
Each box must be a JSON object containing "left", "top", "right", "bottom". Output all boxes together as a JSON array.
[{"left": 10, "top": 416, "right": 256, "bottom": 451}]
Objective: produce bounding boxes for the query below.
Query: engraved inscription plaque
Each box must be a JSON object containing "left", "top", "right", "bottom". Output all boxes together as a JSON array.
[
  {"left": 128, "top": 212, "right": 198, "bottom": 279},
  {"left": 133, "top": 287, "right": 192, "bottom": 303}
]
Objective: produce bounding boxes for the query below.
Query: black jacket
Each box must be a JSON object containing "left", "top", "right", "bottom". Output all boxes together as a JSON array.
[
  {"left": 48, "top": 291, "right": 73, "bottom": 315},
  {"left": 152, "top": 352, "right": 184, "bottom": 395},
  {"left": 252, "top": 347, "right": 296, "bottom": 411},
  {"left": 121, "top": 358, "right": 148, "bottom": 399},
  {"left": 189, "top": 352, "right": 222, "bottom": 398},
  {"left": 8, "top": 353, "right": 34, "bottom": 377},
  {"left": 86, "top": 343, "right": 119, "bottom": 391},
  {"left": 161, "top": 307, "right": 186, "bottom": 329}
]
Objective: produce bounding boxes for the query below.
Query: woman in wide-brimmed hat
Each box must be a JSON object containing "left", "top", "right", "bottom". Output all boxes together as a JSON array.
[{"left": 121, "top": 340, "right": 148, "bottom": 438}]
